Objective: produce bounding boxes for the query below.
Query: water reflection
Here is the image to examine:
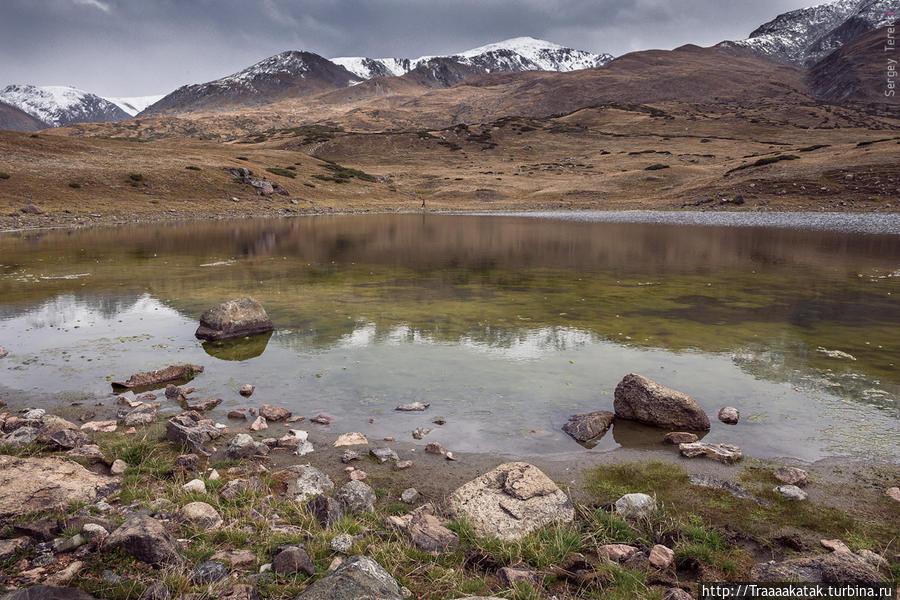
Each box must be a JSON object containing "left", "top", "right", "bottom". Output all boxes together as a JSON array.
[{"left": 0, "top": 214, "right": 898, "bottom": 460}]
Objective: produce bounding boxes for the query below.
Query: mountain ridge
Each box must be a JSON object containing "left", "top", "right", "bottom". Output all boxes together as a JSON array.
[{"left": 0, "top": 84, "right": 129, "bottom": 127}]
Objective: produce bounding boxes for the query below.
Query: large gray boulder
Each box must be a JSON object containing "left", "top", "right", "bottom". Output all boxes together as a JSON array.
[
  {"left": 104, "top": 514, "right": 182, "bottom": 566},
  {"left": 272, "top": 465, "right": 334, "bottom": 503},
  {"left": 335, "top": 480, "right": 377, "bottom": 513},
  {"left": 195, "top": 298, "right": 274, "bottom": 341},
  {"left": 0, "top": 456, "right": 119, "bottom": 519},
  {"left": 750, "top": 552, "right": 881, "bottom": 583},
  {"left": 613, "top": 374, "right": 710, "bottom": 431},
  {"left": 448, "top": 462, "right": 574, "bottom": 541},
  {"left": 295, "top": 555, "right": 402, "bottom": 600}
]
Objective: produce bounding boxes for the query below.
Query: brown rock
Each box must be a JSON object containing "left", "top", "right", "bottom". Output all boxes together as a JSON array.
[
  {"left": 105, "top": 514, "right": 182, "bottom": 566},
  {"left": 112, "top": 364, "right": 203, "bottom": 391},
  {"left": 187, "top": 397, "right": 221, "bottom": 412},
  {"left": 679, "top": 441, "right": 742, "bottom": 463},
  {"left": 498, "top": 567, "right": 538, "bottom": 586},
  {"left": 195, "top": 297, "right": 274, "bottom": 342},
  {"left": 663, "top": 432, "right": 698, "bottom": 444},
  {"left": 310, "top": 414, "right": 333, "bottom": 424},
  {"left": 227, "top": 409, "right": 248, "bottom": 420},
  {"left": 598, "top": 544, "right": 639, "bottom": 561},
  {"left": 259, "top": 404, "right": 291, "bottom": 421},
  {"left": 663, "top": 588, "right": 694, "bottom": 600},
  {"left": 717, "top": 406, "right": 740, "bottom": 424},
  {"left": 613, "top": 373, "right": 710, "bottom": 430},
  {"left": 425, "top": 442, "right": 445, "bottom": 455},
  {"left": 334, "top": 432, "right": 368, "bottom": 446},
  {"left": 649, "top": 544, "right": 675, "bottom": 569},
  {"left": 239, "top": 384, "right": 255, "bottom": 397},
  {"left": 408, "top": 512, "right": 459, "bottom": 552},
  {"left": 774, "top": 466, "right": 808, "bottom": 486},
  {"left": 307, "top": 495, "right": 344, "bottom": 528},
  {"left": 820, "top": 539, "right": 851, "bottom": 553},
  {"left": 249, "top": 416, "right": 268, "bottom": 431},
  {"left": 273, "top": 545, "right": 315, "bottom": 576},
  {"left": 887, "top": 487, "right": 900, "bottom": 503}
]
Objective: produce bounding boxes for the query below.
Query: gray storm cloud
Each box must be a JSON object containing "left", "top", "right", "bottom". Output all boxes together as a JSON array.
[{"left": 1, "top": 0, "right": 822, "bottom": 96}]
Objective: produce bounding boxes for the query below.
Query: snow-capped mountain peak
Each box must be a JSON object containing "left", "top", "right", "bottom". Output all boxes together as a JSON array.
[
  {"left": 725, "top": 0, "right": 896, "bottom": 66},
  {"left": 331, "top": 37, "right": 613, "bottom": 80},
  {"left": 103, "top": 94, "right": 165, "bottom": 117},
  {"left": 0, "top": 84, "right": 129, "bottom": 127}
]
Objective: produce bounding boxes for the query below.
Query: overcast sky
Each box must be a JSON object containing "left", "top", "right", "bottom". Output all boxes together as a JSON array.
[{"left": 1, "top": 0, "right": 823, "bottom": 97}]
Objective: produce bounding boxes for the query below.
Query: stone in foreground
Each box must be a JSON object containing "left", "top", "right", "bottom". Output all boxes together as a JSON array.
[
  {"left": 750, "top": 552, "right": 880, "bottom": 583},
  {"left": 0, "top": 456, "right": 119, "bottom": 519},
  {"left": 296, "top": 555, "right": 402, "bottom": 600},
  {"left": 614, "top": 373, "right": 710, "bottom": 430},
  {"left": 561, "top": 410, "right": 615, "bottom": 446},
  {"left": 679, "top": 441, "right": 742, "bottom": 463},
  {"left": 0, "top": 586, "right": 99, "bottom": 600},
  {"left": 774, "top": 466, "right": 808, "bottom": 487},
  {"left": 614, "top": 493, "right": 656, "bottom": 519},
  {"left": 448, "top": 462, "right": 574, "bottom": 541},
  {"left": 774, "top": 484, "right": 808, "bottom": 500},
  {"left": 195, "top": 297, "right": 274, "bottom": 341},
  {"left": 104, "top": 514, "right": 181, "bottom": 566}
]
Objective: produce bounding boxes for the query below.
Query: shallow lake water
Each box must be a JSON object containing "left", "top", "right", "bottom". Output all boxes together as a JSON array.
[{"left": 1, "top": 213, "right": 898, "bottom": 462}]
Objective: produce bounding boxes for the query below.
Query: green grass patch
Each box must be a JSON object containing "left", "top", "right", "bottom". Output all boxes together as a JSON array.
[
  {"left": 128, "top": 173, "right": 143, "bottom": 182},
  {"left": 184, "top": 165, "right": 201, "bottom": 171},
  {"left": 68, "top": 182, "right": 81, "bottom": 189},
  {"left": 726, "top": 155, "right": 799, "bottom": 175},
  {"left": 645, "top": 163, "right": 669, "bottom": 171},
  {"left": 266, "top": 167, "right": 297, "bottom": 179},
  {"left": 0, "top": 172, "right": 9, "bottom": 179}
]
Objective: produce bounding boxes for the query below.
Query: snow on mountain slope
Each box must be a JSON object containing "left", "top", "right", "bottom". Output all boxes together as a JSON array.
[
  {"left": 725, "top": 0, "right": 896, "bottom": 66},
  {"left": 104, "top": 94, "right": 165, "bottom": 116},
  {"left": 332, "top": 37, "right": 613, "bottom": 80},
  {"left": 0, "top": 84, "right": 130, "bottom": 127}
]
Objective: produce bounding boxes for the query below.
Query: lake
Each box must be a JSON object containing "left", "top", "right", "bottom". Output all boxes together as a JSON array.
[{"left": 1, "top": 212, "right": 898, "bottom": 462}]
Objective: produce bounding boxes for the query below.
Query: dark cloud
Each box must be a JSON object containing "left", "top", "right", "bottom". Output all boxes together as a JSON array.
[{"left": 1, "top": 0, "right": 821, "bottom": 96}]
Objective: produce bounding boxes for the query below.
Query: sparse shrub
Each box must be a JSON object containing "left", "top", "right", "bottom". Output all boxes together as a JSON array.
[
  {"left": 128, "top": 173, "right": 143, "bottom": 182},
  {"left": 265, "top": 167, "right": 296, "bottom": 179},
  {"left": 0, "top": 172, "right": 9, "bottom": 180},
  {"left": 236, "top": 156, "right": 249, "bottom": 161},
  {"left": 304, "top": 182, "right": 315, "bottom": 188},
  {"left": 185, "top": 165, "right": 201, "bottom": 171},
  {"left": 68, "top": 182, "right": 81, "bottom": 188},
  {"left": 314, "top": 160, "right": 376, "bottom": 183},
  {"left": 30, "top": 134, "right": 39, "bottom": 138},
  {"left": 645, "top": 163, "right": 670, "bottom": 170},
  {"left": 286, "top": 166, "right": 296, "bottom": 171},
  {"left": 797, "top": 144, "right": 829, "bottom": 152}
]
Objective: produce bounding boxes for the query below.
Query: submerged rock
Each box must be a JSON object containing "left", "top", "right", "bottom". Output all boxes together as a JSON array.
[
  {"left": 561, "top": 411, "right": 615, "bottom": 446},
  {"left": 259, "top": 404, "right": 291, "bottom": 421},
  {"left": 448, "top": 462, "right": 574, "bottom": 541},
  {"left": 396, "top": 402, "right": 429, "bottom": 411},
  {"left": 112, "top": 364, "right": 203, "bottom": 391},
  {"left": 613, "top": 373, "right": 710, "bottom": 431},
  {"left": 717, "top": 406, "right": 740, "bottom": 424},
  {"left": 663, "top": 431, "right": 698, "bottom": 445},
  {"left": 195, "top": 297, "right": 274, "bottom": 342}
]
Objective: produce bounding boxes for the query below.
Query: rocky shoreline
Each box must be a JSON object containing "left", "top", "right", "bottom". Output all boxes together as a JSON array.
[{"left": 0, "top": 302, "right": 897, "bottom": 599}]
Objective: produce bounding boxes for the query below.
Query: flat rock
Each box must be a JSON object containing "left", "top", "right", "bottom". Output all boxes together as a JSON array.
[
  {"left": 334, "top": 432, "right": 368, "bottom": 446},
  {"left": 775, "top": 466, "right": 808, "bottom": 487},
  {"left": 561, "top": 411, "right": 615, "bottom": 446},
  {"left": 396, "top": 402, "right": 429, "bottom": 411},
  {"left": 498, "top": 567, "right": 538, "bottom": 586},
  {"left": 112, "top": 364, "right": 203, "bottom": 391},
  {"left": 820, "top": 539, "right": 851, "bottom": 553},
  {"left": 750, "top": 552, "right": 881, "bottom": 583},
  {"left": 689, "top": 473, "right": 771, "bottom": 506},
  {"left": 408, "top": 512, "right": 459, "bottom": 552},
  {"left": 0, "top": 537, "right": 32, "bottom": 561},
  {"left": 448, "top": 462, "right": 574, "bottom": 541},
  {"left": 105, "top": 514, "right": 181, "bottom": 566},
  {"left": 679, "top": 441, "right": 742, "bottom": 463},
  {"left": 717, "top": 406, "right": 740, "bottom": 424},
  {"left": 177, "top": 501, "right": 223, "bottom": 529},
  {"left": 259, "top": 404, "right": 291, "bottom": 421},
  {"left": 219, "top": 476, "right": 266, "bottom": 500},
  {"left": 310, "top": 414, "right": 333, "bottom": 424},
  {"left": 186, "top": 397, "right": 221, "bottom": 412},
  {"left": 195, "top": 297, "right": 274, "bottom": 341},
  {"left": 226, "top": 433, "right": 269, "bottom": 459},
  {"left": 0, "top": 456, "right": 119, "bottom": 519},
  {"left": 663, "top": 432, "right": 698, "bottom": 444},
  {"left": 80, "top": 420, "right": 117, "bottom": 433},
  {"left": 295, "top": 555, "right": 402, "bottom": 600},
  {"left": 614, "top": 493, "right": 656, "bottom": 519},
  {"left": 613, "top": 373, "right": 710, "bottom": 430}
]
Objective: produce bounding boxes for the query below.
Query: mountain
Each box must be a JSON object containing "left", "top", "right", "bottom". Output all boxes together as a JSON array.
[
  {"left": 143, "top": 51, "right": 359, "bottom": 116},
  {"left": 0, "top": 84, "right": 129, "bottom": 127},
  {"left": 724, "top": 0, "right": 896, "bottom": 66},
  {"left": 104, "top": 94, "right": 165, "bottom": 116},
  {"left": 332, "top": 37, "right": 613, "bottom": 79},
  {"left": 807, "top": 20, "right": 900, "bottom": 103},
  {"left": 0, "top": 100, "right": 48, "bottom": 131}
]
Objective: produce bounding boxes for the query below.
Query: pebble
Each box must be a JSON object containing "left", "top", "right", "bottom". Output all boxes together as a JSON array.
[
  {"left": 395, "top": 460, "right": 413, "bottom": 470},
  {"left": 182, "top": 479, "right": 206, "bottom": 493},
  {"left": 401, "top": 488, "right": 420, "bottom": 504},
  {"left": 330, "top": 533, "right": 353, "bottom": 554},
  {"left": 774, "top": 484, "right": 808, "bottom": 500},
  {"left": 349, "top": 470, "right": 368, "bottom": 481},
  {"left": 110, "top": 459, "right": 128, "bottom": 475}
]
